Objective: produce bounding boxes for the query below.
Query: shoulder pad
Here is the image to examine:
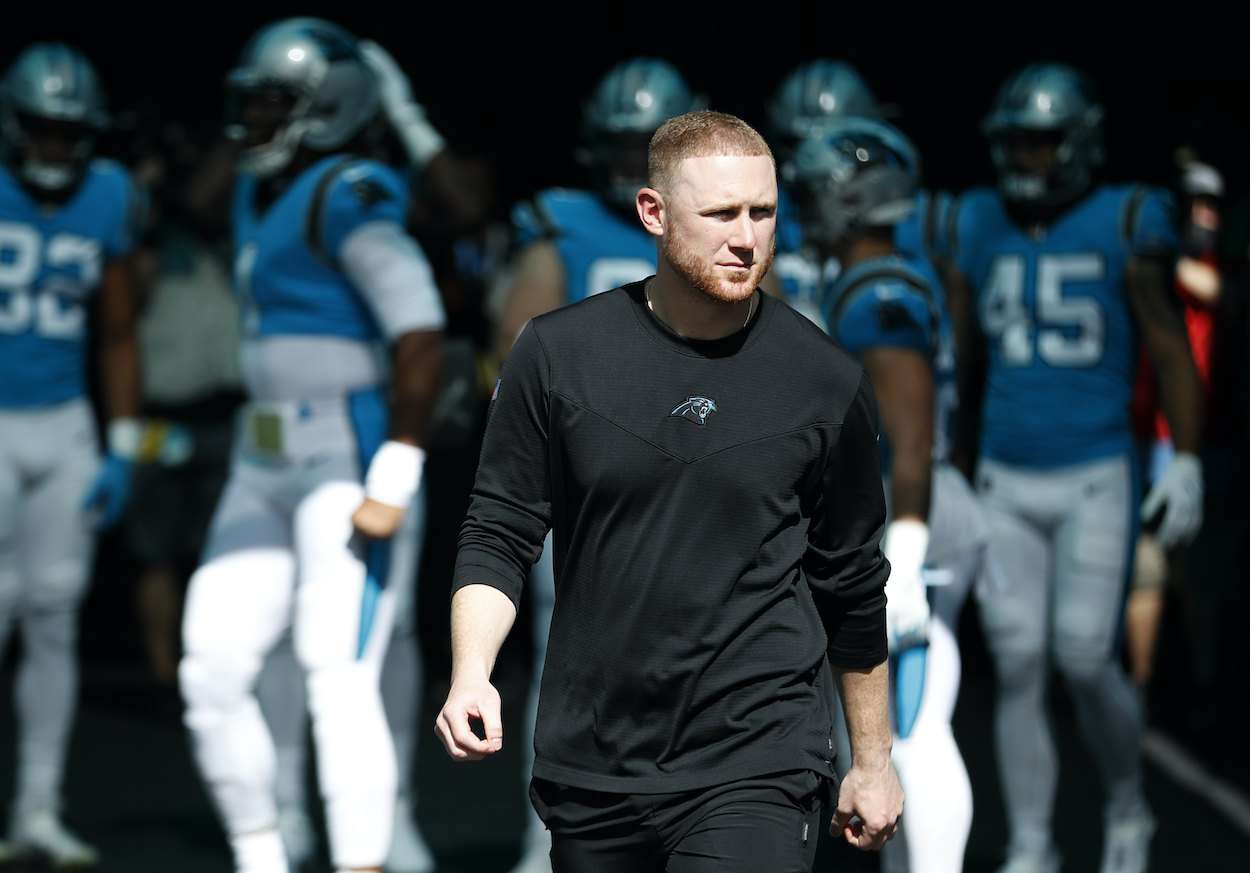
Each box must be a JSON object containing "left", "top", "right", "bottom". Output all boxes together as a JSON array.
[
  {"left": 304, "top": 157, "right": 357, "bottom": 268},
  {"left": 512, "top": 192, "right": 559, "bottom": 243},
  {"left": 830, "top": 261, "right": 941, "bottom": 340},
  {"left": 304, "top": 158, "right": 407, "bottom": 268},
  {"left": 85, "top": 158, "right": 146, "bottom": 253}
]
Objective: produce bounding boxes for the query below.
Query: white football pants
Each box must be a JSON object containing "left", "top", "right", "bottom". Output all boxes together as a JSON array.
[
  {"left": 181, "top": 401, "right": 402, "bottom": 870},
  {"left": 846, "top": 464, "right": 981, "bottom": 873},
  {"left": 257, "top": 481, "right": 425, "bottom": 835}
]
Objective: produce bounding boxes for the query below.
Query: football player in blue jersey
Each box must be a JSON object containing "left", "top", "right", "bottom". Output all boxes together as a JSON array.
[
  {"left": 947, "top": 63, "right": 1205, "bottom": 873},
  {"left": 176, "top": 19, "right": 445, "bottom": 873},
  {"left": 791, "top": 119, "right": 984, "bottom": 873},
  {"left": 490, "top": 57, "right": 702, "bottom": 873},
  {"left": 0, "top": 43, "right": 143, "bottom": 867},
  {"left": 495, "top": 57, "right": 703, "bottom": 361},
  {"left": 767, "top": 61, "right": 956, "bottom": 331},
  {"left": 766, "top": 59, "right": 880, "bottom": 328},
  {"left": 229, "top": 34, "right": 464, "bottom": 873}
]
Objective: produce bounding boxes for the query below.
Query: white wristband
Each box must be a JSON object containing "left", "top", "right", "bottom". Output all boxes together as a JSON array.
[
  {"left": 393, "top": 104, "right": 447, "bottom": 169},
  {"left": 883, "top": 519, "right": 930, "bottom": 581},
  {"left": 107, "top": 417, "right": 144, "bottom": 461},
  {"left": 364, "top": 440, "right": 426, "bottom": 509}
]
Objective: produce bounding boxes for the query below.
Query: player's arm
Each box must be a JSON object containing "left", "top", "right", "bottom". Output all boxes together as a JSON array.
[
  {"left": 944, "top": 264, "right": 985, "bottom": 482},
  {"left": 97, "top": 255, "right": 142, "bottom": 423},
  {"left": 860, "top": 347, "right": 932, "bottom": 521},
  {"left": 83, "top": 255, "right": 143, "bottom": 529},
  {"left": 352, "top": 326, "right": 445, "bottom": 537},
  {"left": 859, "top": 346, "right": 933, "bottom": 652},
  {"left": 832, "top": 659, "right": 903, "bottom": 850},
  {"left": 1126, "top": 255, "right": 1205, "bottom": 548},
  {"left": 358, "top": 39, "right": 488, "bottom": 235},
  {"left": 435, "top": 583, "right": 517, "bottom": 760},
  {"left": 1126, "top": 256, "right": 1202, "bottom": 455},
  {"left": 340, "top": 218, "right": 447, "bottom": 538},
  {"left": 495, "top": 240, "right": 565, "bottom": 363}
]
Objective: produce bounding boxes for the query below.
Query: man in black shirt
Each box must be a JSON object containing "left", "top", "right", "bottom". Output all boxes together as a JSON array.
[{"left": 436, "top": 111, "right": 901, "bottom": 872}]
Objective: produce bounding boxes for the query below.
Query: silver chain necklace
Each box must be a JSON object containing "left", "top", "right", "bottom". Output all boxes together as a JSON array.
[{"left": 646, "top": 282, "right": 756, "bottom": 331}]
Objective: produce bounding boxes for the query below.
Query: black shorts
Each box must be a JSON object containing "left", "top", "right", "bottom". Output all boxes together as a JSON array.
[{"left": 529, "top": 769, "right": 827, "bottom": 873}]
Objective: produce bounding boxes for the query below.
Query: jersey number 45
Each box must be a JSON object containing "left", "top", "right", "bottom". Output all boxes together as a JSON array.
[{"left": 979, "top": 252, "right": 1106, "bottom": 368}]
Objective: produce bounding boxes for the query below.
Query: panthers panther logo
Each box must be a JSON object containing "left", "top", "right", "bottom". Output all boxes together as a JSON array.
[{"left": 670, "top": 396, "right": 718, "bottom": 425}]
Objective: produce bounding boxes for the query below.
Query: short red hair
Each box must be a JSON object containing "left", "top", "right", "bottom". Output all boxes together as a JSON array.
[{"left": 648, "top": 110, "right": 775, "bottom": 195}]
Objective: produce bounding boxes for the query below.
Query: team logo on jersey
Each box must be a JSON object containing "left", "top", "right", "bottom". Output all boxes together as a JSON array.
[
  {"left": 670, "top": 396, "right": 718, "bottom": 425},
  {"left": 874, "top": 300, "right": 918, "bottom": 334}
]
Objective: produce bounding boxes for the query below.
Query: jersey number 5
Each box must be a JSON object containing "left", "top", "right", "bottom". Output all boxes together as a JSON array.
[{"left": 979, "top": 252, "right": 1106, "bottom": 368}]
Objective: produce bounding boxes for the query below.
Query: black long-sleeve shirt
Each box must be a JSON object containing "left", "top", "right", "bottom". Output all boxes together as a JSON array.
[{"left": 454, "top": 281, "right": 889, "bottom": 793}]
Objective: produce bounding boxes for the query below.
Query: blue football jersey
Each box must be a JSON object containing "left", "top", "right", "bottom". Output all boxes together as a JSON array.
[
  {"left": 953, "top": 183, "right": 1177, "bottom": 467},
  {"left": 0, "top": 159, "right": 142, "bottom": 407},
  {"left": 827, "top": 252, "right": 957, "bottom": 468},
  {"left": 512, "top": 189, "right": 655, "bottom": 304},
  {"left": 232, "top": 155, "right": 410, "bottom": 340},
  {"left": 772, "top": 184, "right": 827, "bottom": 328}
]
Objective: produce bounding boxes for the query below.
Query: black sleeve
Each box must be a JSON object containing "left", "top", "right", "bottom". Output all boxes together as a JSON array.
[
  {"left": 805, "top": 370, "right": 890, "bottom": 669},
  {"left": 452, "top": 322, "right": 552, "bottom": 609}
]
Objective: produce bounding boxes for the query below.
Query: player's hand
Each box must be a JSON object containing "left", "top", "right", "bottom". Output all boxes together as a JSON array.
[
  {"left": 356, "top": 40, "right": 445, "bottom": 168},
  {"left": 831, "top": 755, "right": 903, "bottom": 851},
  {"left": 435, "top": 675, "right": 504, "bottom": 761},
  {"left": 82, "top": 453, "right": 134, "bottom": 531},
  {"left": 885, "top": 567, "right": 930, "bottom": 653},
  {"left": 358, "top": 40, "right": 416, "bottom": 118},
  {"left": 883, "top": 519, "right": 931, "bottom": 652},
  {"left": 1141, "top": 451, "right": 1204, "bottom": 550},
  {"left": 352, "top": 497, "right": 405, "bottom": 539}
]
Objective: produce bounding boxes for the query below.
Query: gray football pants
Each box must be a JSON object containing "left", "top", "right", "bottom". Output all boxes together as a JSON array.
[{"left": 975, "top": 455, "right": 1146, "bottom": 856}]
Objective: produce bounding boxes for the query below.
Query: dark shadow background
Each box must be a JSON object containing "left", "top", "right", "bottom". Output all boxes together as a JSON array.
[{"left": 7, "top": 0, "right": 1250, "bottom": 205}]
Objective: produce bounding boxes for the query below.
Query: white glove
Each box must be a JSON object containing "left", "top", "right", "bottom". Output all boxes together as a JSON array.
[
  {"left": 1141, "top": 451, "right": 1204, "bottom": 550},
  {"left": 883, "top": 519, "right": 931, "bottom": 653},
  {"left": 364, "top": 440, "right": 426, "bottom": 510},
  {"left": 357, "top": 39, "right": 446, "bottom": 168}
]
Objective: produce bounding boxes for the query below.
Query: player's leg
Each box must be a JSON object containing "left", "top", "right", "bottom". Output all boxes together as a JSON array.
[
  {"left": 291, "top": 480, "right": 398, "bottom": 871},
  {"left": 7, "top": 402, "right": 99, "bottom": 865},
  {"left": 882, "top": 466, "right": 981, "bottom": 873},
  {"left": 513, "top": 533, "right": 556, "bottom": 873},
  {"left": 1049, "top": 456, "right": 1153, "bottom": 873},
  {"left": 257, "top": 631, "right": 314, "bottom": 869},
  {"left": 884, "top": 549, "right": 978, "bottom": 873},
  {"left": 380, "top": 482, "right": 435, "bottom": 873},
  {"left": 0, "top": 431, "right": 20, "bottom": 864},
  {"left": 0, "top": 414, "right": 24, "bottom": 655},
  {"left": 181, "top": 466, "right": 297, "bottom": 873},
  {"left": 975, "top": 460, "right": 1060, "bottom": 872}
]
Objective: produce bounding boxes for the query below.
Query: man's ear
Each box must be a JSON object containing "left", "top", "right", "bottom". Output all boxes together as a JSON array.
[{"left": 636, "top": 187, "right": 665, "bottom": 238}]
